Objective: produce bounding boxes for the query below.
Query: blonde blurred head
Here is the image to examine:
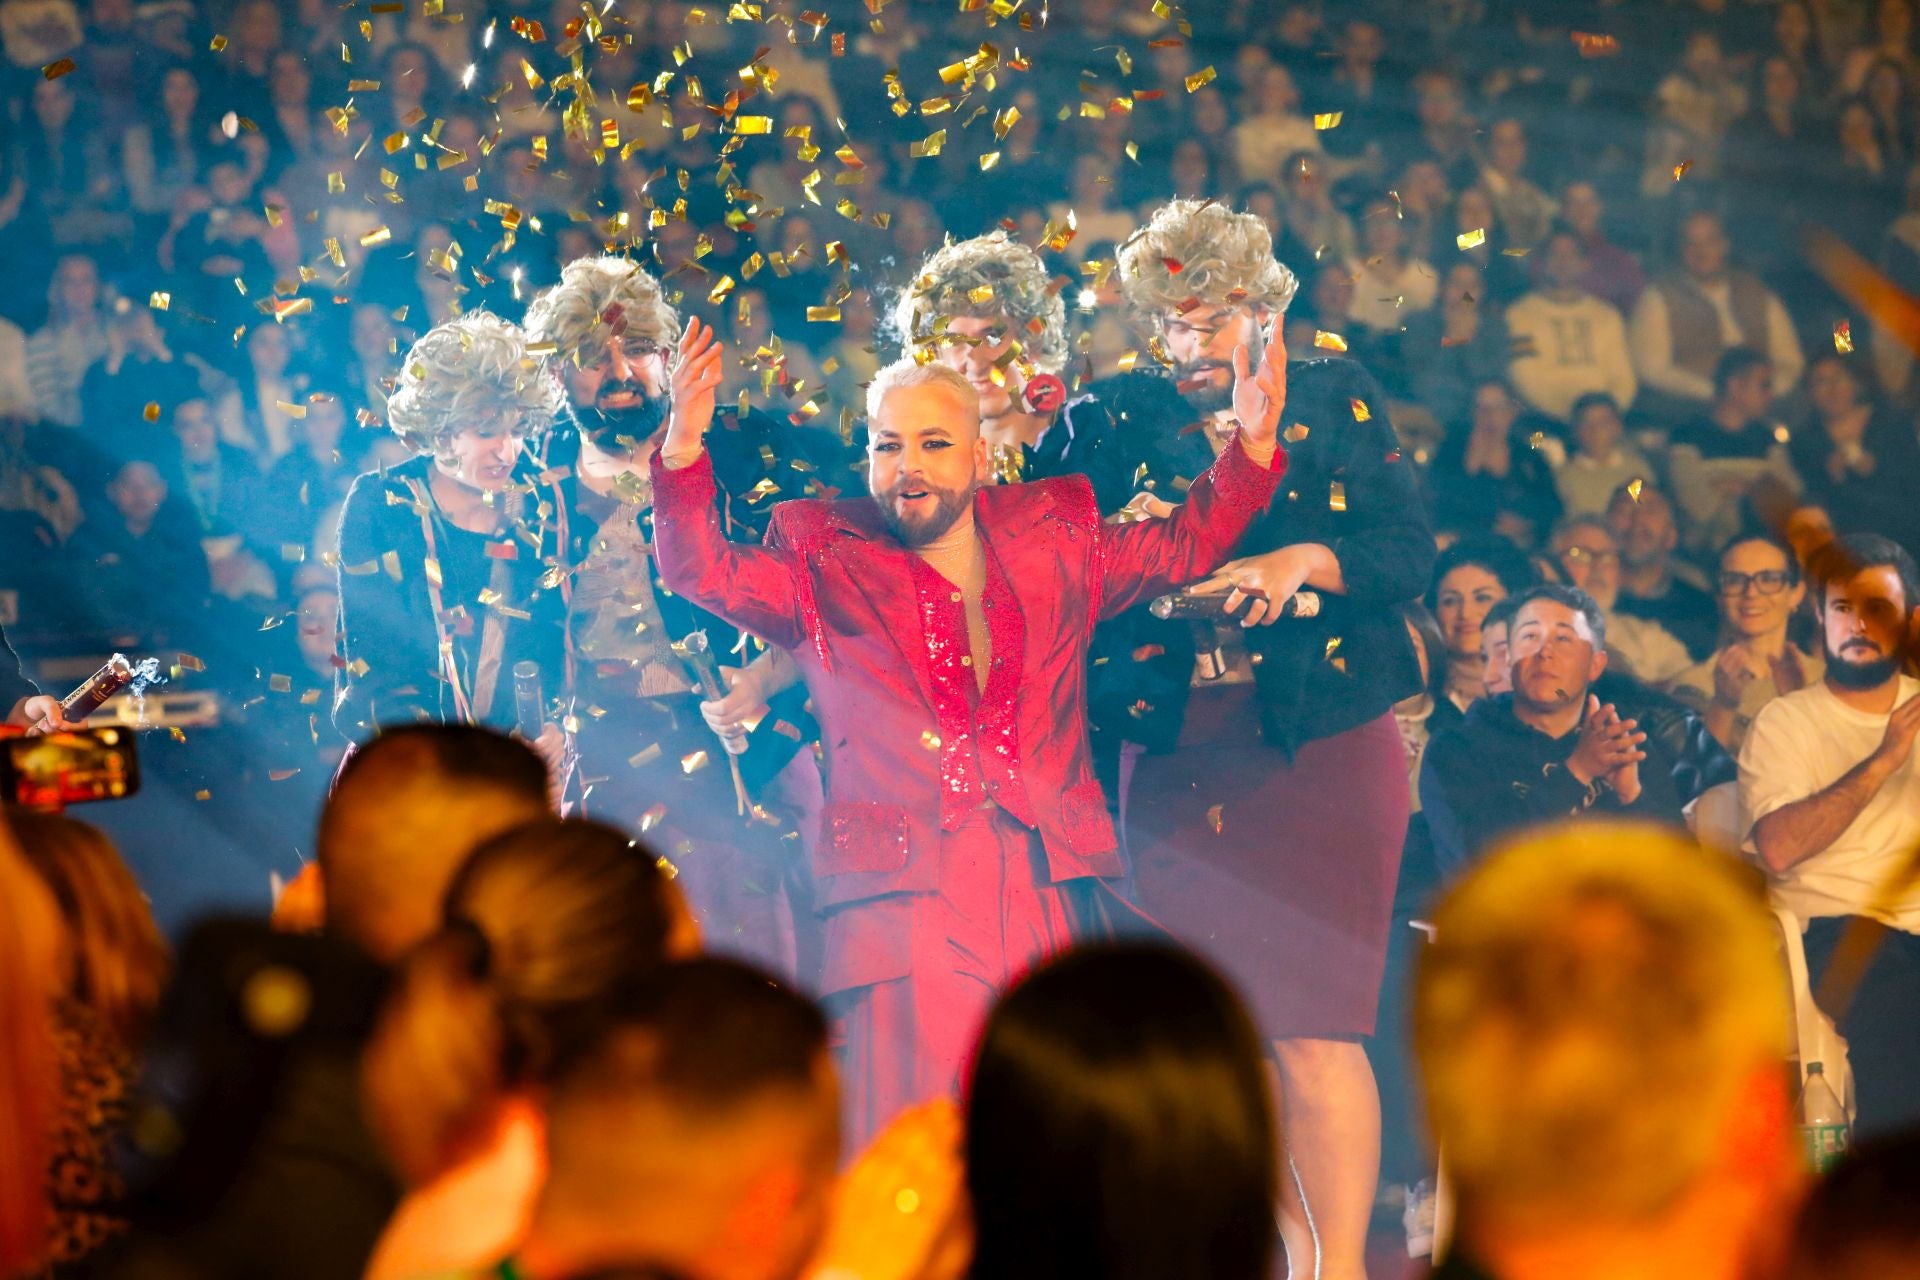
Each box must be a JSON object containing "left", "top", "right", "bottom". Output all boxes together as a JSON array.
[{"left": 0, "top": 817, "right": 64, "bottom": 1275}]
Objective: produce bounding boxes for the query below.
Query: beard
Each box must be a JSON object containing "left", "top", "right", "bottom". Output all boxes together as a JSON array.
[
  {"left": 1174, "top": 360, "right": 1234, "bottom": 415},
  {"left": 576, "top": 384, "right": 670, "bottom": 453},
  {"left": 1826, "top": 636, "right": 1903, "bottom": 689},
  {"left": 873, "top": 476, "right": 977, "bottom": 549}
]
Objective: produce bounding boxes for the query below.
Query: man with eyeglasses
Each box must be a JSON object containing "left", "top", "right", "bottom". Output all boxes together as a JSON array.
[
  {"left": 1670, "top": 534, "right": 1821, "bottom": 753},
  {"left": 1742, "top": 532, "right": 1920, "bottom": 1135},
  {"left": 1550, "top": 514, "right": 1693, "bottom": 686},
  {"left": 523, "top": 256, "right": 849, "bottom": 975},
  {"left": 1420, "top": 583, "right": 1686, "bottom": 878}
]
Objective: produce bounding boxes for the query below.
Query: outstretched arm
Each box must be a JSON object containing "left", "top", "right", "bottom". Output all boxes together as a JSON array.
[
  {"left": 650, "top": 319, "right": 808, "bottom": 651},
  {"left": 1097, "top": 330, "right": 1287, "bottom": 618}
]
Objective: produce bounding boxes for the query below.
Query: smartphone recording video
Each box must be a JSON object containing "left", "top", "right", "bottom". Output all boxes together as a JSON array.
[{"left": 1, "top": 728, "right": 142, "bottom": 810}]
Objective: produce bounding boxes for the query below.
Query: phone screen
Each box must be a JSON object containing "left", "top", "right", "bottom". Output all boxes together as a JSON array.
[{"left": 2, "top": 728, "right": 142, "bottom": 809}]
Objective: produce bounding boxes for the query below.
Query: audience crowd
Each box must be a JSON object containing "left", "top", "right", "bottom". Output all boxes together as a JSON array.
[{"left": 10, "top": 0, "right": 1920, "bottom": 1276}]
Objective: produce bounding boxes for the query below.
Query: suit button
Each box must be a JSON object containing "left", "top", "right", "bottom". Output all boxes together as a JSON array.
[
  {"left": 961, "top": 656, "right": 973, "bottom": 666},
  {"left": 950, "top": 591, "right": 962, "bottom": 602}
]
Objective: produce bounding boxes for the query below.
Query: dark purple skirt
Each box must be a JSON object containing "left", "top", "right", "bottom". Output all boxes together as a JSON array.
[{"left": 1125, "top": 687, "right": 1409, "bottom": 1040}]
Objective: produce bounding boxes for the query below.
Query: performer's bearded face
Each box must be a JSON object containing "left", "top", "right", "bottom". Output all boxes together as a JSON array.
[
  {"left": 564, "top": 334, "right": 671, "bottom": 452},
  {"left": 1163, "top": 304, "right": 1265, "bottom": 416},
  {"left": 868, "top": 384, "right": 988, "bottom": 548}
]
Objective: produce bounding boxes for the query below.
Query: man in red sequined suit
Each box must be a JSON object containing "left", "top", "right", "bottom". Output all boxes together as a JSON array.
[{"left": 649, "top": 317, "right": 1287, "bottom": 1141}]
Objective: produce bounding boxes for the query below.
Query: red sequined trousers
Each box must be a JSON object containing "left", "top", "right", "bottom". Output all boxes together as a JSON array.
[{"left": 826, "top": 803, "right": 1074, "bottom": 1150}]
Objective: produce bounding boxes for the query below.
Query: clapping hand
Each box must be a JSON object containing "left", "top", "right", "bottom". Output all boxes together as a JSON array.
[
  {"left": 1566, "top": 695, "right": 1647, "bottom": 804},
  {"left": 662, "top": 316, "right": 725, "bottom": 468}
]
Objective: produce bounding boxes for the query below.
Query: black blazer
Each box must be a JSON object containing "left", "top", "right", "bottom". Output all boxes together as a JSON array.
[{"left": 1077, "top": 358, "right": 1435, "bottom": 761}]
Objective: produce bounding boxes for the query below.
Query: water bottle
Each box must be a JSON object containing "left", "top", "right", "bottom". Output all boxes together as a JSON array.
[{"left": 1797, "top": 1061, "right": 1850, "bottom": 1174}]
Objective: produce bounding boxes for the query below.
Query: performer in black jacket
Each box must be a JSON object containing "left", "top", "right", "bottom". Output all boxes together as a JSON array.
[
  {"left": 523, "top": 256, "right": 848, "bottom": 975},
  {"left": 1104, "top": 199, "right": 1436, "bottom": 1280}
]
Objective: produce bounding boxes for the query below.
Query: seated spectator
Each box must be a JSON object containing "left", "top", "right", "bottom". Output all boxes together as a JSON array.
[
  {"left": 1792, "top": 350, "right": 1920, "bottom": 556},
  {"left": 1606, "top": 481, "right": 1721, "bottom": 659},
  {"left": 1552, "top": 514, "right": 1695, "bottom": 685},
  {"left": 1506, "top": 228, "right": 1637, "bottom": 424},
  {"left": 167, "top": 396, "right": 263, "bottom": 543},
  {"left": 1783, "top": 1128, "right": 1920, "bottom": 1280},
  {"left": 1554, "top": 393, "right": 1651, "bottom": 519},
  {"left": 1477, "top": 595, "right": 1521, "bottom": 697},
  {"left": 1477, "top": 117, "right": 1557, "bottom": 251},
  {"left": 11, "top": 811, "right": 169, "bottom": 1273},
  {"left": 80, "top": 297, "right": 203, "bottom": 478},
  {"left": 0, "top": 413, "right": 82, "bottom": 549},
  {"left": 361, "top": 818, "right": 700, "bottom": 1280},
  {"left": 496, "top": 958, "right": 841, "bottom": 1280},
  {"left": 1554, "top": 180, "right": 1644, "bottom": 316},
  {"left": 0, "top": 820, "right": 65, "bottom": 1279},
  {"left": 67, "top": 457, "right": 211, "bottom": 647},
  {"left": 1420, "top": 584, "right": 1686, "bottom": 876},
  {"left": 1346, "top": 194, "right": 1437, "bottom": 335},
  {"left": 1415, "top": 821, "right": 1798, "bottom": 1280},
  {"left": 24, "top": 253, "right": 110, "bottom": 432},
  {"left": 1274, "top": 150, "right": 1359, "bottom": 269},
  {"left": 1668, "top": 347, "right": 1802, "bottom": 556},
  {"left": 1649, "top": 30, "right": 1749, "bottom": 187},
  {"left": 1742, "top": 533, "right": 1920, "bottom": 1136},
  {"left": 214, "top": 322, "right": 308, "bottom": 469},
  {"left": 1425, "top": 379, "right": 1563, "bottom": 549},
  {"left": 114, "top": 725, "right": 553, "bottom": 1280},
  {"left": 1425, "top": 536, "right": 1538, "bottom": 730},
  {"left": 1629, "top": 211, "right": 1804, "bottom": 428},
  {"left": 1230, "top": 65, "right": 1321, "bottom": 185},
  {"left": 1400, "top": 261, "right": 1510, "bottom": 433},
  {"left": 965, "top": 944, "right": 1277, "bottom": 1280},
  {"left": 1672, "top": 534, "right": 1823, "bottom": 755}
]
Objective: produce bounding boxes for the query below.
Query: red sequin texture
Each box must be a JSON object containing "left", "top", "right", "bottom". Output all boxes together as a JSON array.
[{"left": 906, "top": 549, "right": 1035, "bottom": 831}]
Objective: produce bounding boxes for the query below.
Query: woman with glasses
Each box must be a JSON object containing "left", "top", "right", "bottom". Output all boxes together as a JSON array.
[
  {"left": 1669, "top": 533, "right": 1822, "bottom": 752},
  {"left": 334, "top": 312, "right": 570, "bottom": 777}
]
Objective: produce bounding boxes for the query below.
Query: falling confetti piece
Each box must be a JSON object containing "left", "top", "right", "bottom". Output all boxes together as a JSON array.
[
  {"left": 921, "top": 730, "right": 942, "bottom": 750},
  {"left": 1672, "top": 160, "right": 1691, "bottom": 181},
  {"left": 1184, "top": 66, "right": 1216, "bottom": 92},
  {"left": 681, "top": 750, "right": 711, "bottom": 774},
  {"left": 1313, "top": 330, "right": 1348, "bottom": 353},
  {"left": 1283, "top": 423, "right": 1310, "bottom": 444},
  {"left": 1349, "top": 398, "right": 1371, "bottom": 422},
  {"left": 1313, "top": 112, "right": 1342, "bottom": 130},
  {"left": 1206, "top": 804, "right": 1224, "bottom": 834},
  {"left": 1571, "top": 31, "right": 1619, "bottom": 56},
  {"left": 1627, "top": 478, "right": 1644, "bottom": 502},
  {"left": 1456, "top": 227, "right": 1486, "bottom": 250},
  {"left": 43, "top": 58, "right": 75, "bottom": 79},
  {"left": 1329, "top": 481, "right": 1348, "bottom": 512},
  {"left": 1834, "top": 321, "right": 1854, "bottom": 353},
  {"left": 142, "top": 402, "right": 160, "bottom": 422}
]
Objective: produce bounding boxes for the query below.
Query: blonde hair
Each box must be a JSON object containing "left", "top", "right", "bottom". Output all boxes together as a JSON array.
[
  {"left": 1413, "top": 822, "right": 1787, "bottom": 1223},
  {"left": 892, "top": 232, "right": 1070, "bottom": 375},
  {"left": 1116, "top": 199, "right": 1299, "bottom": 323},
  {"left": 0, "top": 819, "right": 63, "bottom": 1275},
  {"left": 361, "top": 818, "right": 691, "bottom": 1185},
  {"left": 385, "top": 311, "right": 565, "bottom": 455},
  {"left": 864, "top": 358, "right": 979, "bottom": 425},
  {"left": 9, "top": 812, "right": 169, "bottom": 1049},
  {"left": 523, "top": 255, "right": 680, "bottom": 368}
]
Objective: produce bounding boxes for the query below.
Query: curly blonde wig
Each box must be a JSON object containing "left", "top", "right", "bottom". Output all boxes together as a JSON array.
[
  {"left": 1116, "top": 199, "right": 1299, "bottom": 324},
  {"left": 386, "top": 312, "right": 566, "bottom": 454},
  {"left": 523, "top": 255, "right": 680, "bottom": 368},
  {"left": 892, "top": 232, "right": 1069, "bottom": 375}
]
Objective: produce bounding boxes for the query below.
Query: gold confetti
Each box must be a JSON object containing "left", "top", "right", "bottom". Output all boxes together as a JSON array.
[
  {"left": 359, "top": 226, "right": 392, "bottom": 247},
  {"left": 806, "top": 306, "right": 841, "bottom": 322},
  {"left": 1349, "top": 398, "right": 1371, "bottom": 422},
  {"left": 142, "top": 402, "right": 160, "bottom": 422},
  {"left": 1329, "top": 481, "right": 1348, "bottom": 511},
  {"left": 1184, "top": 66, "right": 1216, "bottom": 92},
  {"left": 149, "top": 291, "right": 170, "bottom": 310},
  {"left": 680, "top": 749, "right": 711, "bottom": 774},
  {"left": 1313, "top": 111, "right": 1342, "bottom": 130},
  {"left": 1834, "top": 321, "right": 1854, "bottom": 354},
  {"left": 734, "top": 115, "right": 773, "bottom": 134},
  {"left": 1456, "top": 227, "right": 1486, "bottom": 250},
  {"left": 1313, "top": 330, "right": 1348, "bottom": 353},
  {"left": 275, "top": 400, "right": 308, "bottom": 419},
  {"left": 209, "top": 34, "right": 227, "bottom": 51},
  {"left": 1283, "top": 423, "right": 1310, "bottom": 444},
  {"left": 1627, "top": 478, "right": 1644, "bottom": 502},
  {"left": 921, "top": 730, "right": 942, "bottom": 750},
  {"left": 629, "top": 745, "right": 663, "bottom": 769},
  {"left": 1672, "top": 160, "right": 1691, "bottom": 181},
  {"left": 268, "top": 674, "right": 292, "bottom": 693},
  {"left": 43, "top": 58, "right": 75, "bottom": 80},
  {"left": 1206, "top": 804, "right": 1224, "bottom": 834},
  {"left": 1571, "top": 31, "right": 1619, "bottom": 56}
]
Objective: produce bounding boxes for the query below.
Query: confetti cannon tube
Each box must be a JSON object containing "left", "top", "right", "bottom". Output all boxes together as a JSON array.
[{"left": 35, "top": 654, "right": 137, "bottom": 733}]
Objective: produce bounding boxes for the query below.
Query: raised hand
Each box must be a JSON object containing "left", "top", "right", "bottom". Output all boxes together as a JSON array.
[
  {"left": 662, "top": 316, "right": 726, "bottom": 468},
  {"left": 1229, "top": 323, "right": 1287, "bottom": 451}
]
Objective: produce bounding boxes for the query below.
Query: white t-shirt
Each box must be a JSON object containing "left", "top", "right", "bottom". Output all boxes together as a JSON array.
[{"left": 1739, "top": 676, "right": 1920, "bottom": 931}]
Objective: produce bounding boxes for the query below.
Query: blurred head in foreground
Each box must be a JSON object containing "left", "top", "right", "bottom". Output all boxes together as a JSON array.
[
  {"left": 1415, "top": 822, "right": 1797, "bottom": 1274},
  {"left": 965, "top": 942, "right": 1277, "bottom": 1280}
]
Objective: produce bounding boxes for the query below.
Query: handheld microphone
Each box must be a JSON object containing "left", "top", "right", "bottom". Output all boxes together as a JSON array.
[
  {"left": 512, "top": 661, "right": 545, "bottom": 739},
  {"left": 674, "top": 631, "right": 727, "bottom": 700},
  {"left": 1148, "top": 590, "right": 1323, "bottom": 621}
]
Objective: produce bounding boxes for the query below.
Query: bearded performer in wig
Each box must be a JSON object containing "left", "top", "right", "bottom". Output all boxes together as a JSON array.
[
  {"left": 1100, "top": 200, "right": 1435, "bottom": 1280},
  {"left": 649, "top": 306, "right": 1287, "bottom": 1143},
  {"left": 523, "top": 256, "right": 849, "bottom": 972}
]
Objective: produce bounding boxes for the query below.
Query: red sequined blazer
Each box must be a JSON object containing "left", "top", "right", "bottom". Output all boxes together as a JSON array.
[{"left": 649, "top": 433, "right": 1283, "bottom": 912}]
